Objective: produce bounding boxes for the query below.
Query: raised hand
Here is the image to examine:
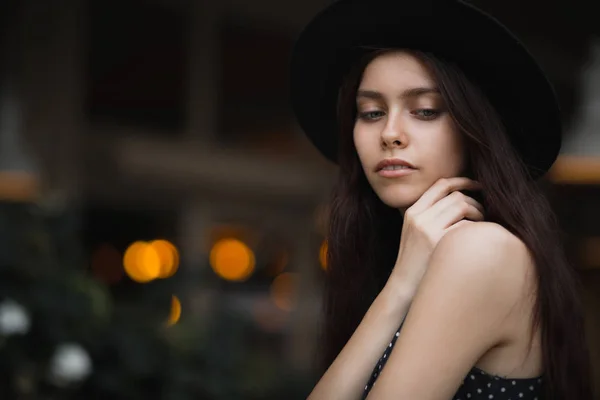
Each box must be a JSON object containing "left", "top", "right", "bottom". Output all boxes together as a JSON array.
[{"left": 388, "top": 177, "right": 485, "bottom": 298}]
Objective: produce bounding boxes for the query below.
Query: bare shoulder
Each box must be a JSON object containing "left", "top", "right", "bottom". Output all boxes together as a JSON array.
[
  {"left": 426, "top": 221, "right": 535, "bottom": 302},
  {"left": 436, "top": 221, "right": 530, "bottom": 261},
  {"left": 434, "top": 221, "right": 532, "bottom": 269}
]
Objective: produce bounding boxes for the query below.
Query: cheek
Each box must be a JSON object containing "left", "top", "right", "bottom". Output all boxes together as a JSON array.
[
  {"left": 425, "top": 129, "right": 466, "bottom": 176},
  {"left": 353, "top": 128, "right": 374, "bottom": 166}
]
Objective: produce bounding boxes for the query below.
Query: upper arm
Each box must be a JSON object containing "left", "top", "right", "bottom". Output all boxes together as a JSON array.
[{"left": 367, "top": 222, "right": 533, "bottom": 400}]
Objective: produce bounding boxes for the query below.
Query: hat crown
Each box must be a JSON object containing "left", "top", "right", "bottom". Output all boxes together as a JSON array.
[{"left": 291, "top": 0, "right": 562, "bottom": 178}]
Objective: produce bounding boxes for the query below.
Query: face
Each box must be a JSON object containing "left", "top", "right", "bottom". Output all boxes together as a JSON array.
[{"left": 353, "top": 50, "right": 467, "bottom": 210}]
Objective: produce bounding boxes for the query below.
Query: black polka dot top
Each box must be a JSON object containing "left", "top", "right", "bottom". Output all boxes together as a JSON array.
[{"left": 363, "top": 325, "right": 543, "bottom": 399}]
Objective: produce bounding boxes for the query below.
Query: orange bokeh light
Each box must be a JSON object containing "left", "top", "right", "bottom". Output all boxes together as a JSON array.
[
  {"left": 151, "top": 239, "right": 179, "bottom": 278},
  {"left": 124, "top": 241, "right": 160, "bottom": 282},
  {"left": 168, "top": 295, "right": 181, "bottom": 325},
  {"left": 209, "top": 238, "right": 255, "bottom": 281},
  {"left": 123, "top": 240, "right": 179, "bottom": 283},
  {"left": 319, "top": 240, "right": 328, "bottom": 270}
]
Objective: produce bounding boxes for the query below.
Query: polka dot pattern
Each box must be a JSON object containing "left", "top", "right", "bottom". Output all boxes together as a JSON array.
[{"left": 362, "top": 326, "right": 543, "bottom": 399}]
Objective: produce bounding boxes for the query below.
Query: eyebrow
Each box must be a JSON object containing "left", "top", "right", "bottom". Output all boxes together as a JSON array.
[{"left": 356, "top": 87, "right": 440, "bottom": 100}]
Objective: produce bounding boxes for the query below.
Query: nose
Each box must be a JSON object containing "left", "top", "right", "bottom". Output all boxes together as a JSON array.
[{"left": 380, "top": 114, "right": 408, "bottom": 149}]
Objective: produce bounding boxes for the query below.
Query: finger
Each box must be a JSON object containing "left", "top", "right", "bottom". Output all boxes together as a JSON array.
[
  {"left": 436, "top": 203, "right": 485, "bottom": 230},
  {"left": 426, "top": 190, "right": 485, "bottom": 220},
  {"left": 461, "top": 195, "right": 485, "bottom": 216},
  {"left": 408, "top": 177, "right": 481, "bottom": 215},
  {"left": 445, "top": 219, "right": 475, "bottom": 233}
]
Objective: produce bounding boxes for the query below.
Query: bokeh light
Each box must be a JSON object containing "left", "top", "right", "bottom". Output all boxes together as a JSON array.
[
  {"left": 319, "top": 240, "right": 328, "bottom": 270},
  {"left": 210, "top": 238, "right": 255, "bottom": 281},
  {"left": 123, "top": 241, "right": 161, "bottom": 283},
  {"left": 270, "top": 272, "right": 296, "bottom": 311},
  {"left": 123, "top": 240, "right": 180, "bottom": 283},
  {"left": 151, "top": 239, "right": 179, "bottom": 278},
  {"left": 168, "top": 295, "right": 181, "bottom": 325}
]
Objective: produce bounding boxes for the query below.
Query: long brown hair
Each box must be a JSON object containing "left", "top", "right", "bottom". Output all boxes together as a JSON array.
[{"left": 319, "top": 48, "right": 592, "bottom": 400}]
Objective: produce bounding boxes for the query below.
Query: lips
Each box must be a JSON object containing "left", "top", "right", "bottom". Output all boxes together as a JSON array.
[
  {"left": 375, "top": 158, "right": 416, "bottom": 172},
  {"left": 380, "top": 165, "right": 413, "bottom": 171}
]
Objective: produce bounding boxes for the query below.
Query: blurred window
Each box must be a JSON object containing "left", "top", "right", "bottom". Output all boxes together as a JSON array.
[{"left": 86, "top": 0, "right": 188, "bottom": 133}]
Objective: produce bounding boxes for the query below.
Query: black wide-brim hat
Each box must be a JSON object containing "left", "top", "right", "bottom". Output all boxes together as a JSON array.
[{"left": 290, "top": 0, "right": 562, "bottom": 179}]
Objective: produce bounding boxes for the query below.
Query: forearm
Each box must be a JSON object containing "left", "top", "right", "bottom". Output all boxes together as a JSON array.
[{"left": 308, "top": 284, "right": 413, "bottom": 400}]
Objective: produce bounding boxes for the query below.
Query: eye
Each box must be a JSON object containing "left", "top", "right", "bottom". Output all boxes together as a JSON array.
[
  {"left": 358, "top": 111, "right": 385, "bottom": 121},
  {"left": 413, "top": 109, "right": 440, "bottom": 120}
]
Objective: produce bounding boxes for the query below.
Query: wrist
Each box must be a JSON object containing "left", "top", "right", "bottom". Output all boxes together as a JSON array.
[
  {"left": 386, "top": 261, "right": 420, "bottom": 295},
  {"left": 377, "top": 281, "right": 415, "bottom": 315}
]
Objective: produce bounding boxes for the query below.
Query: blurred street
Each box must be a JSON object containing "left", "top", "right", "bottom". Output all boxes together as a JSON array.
[{"left": 0, "top": 0, "right": 600, "bottom": 398}]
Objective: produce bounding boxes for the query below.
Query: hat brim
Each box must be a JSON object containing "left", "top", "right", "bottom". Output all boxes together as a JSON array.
[{"left": 290, "top": 0, "right": 561, "bottom": 179}]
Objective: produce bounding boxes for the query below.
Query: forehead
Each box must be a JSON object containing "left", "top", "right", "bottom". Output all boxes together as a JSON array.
[{"left": 359, "top": 50, "right": 435, "bottom": 89}]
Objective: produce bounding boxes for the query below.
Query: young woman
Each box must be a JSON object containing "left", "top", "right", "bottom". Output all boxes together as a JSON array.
[{"left": 290, "top": 1, "right": 592, "bottom": 399}]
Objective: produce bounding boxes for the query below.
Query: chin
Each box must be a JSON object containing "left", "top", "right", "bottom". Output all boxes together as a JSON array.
[{"left": 375, "top": 186, "right": 423, "bottom": 210}]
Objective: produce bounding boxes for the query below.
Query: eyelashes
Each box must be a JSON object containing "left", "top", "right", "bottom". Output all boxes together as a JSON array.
[
  {"left": 357, "top": 110, "right": 386, "bottom": 120},
  {"left": 413, "top": 109, "right": 440, "bottom": 119},
  {"left": 357, "top": 109, "right": 442, "bottom": 122}
]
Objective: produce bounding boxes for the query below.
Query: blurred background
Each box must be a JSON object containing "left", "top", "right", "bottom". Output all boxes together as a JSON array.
[{"left": 0, "top": 0, "right": 599, "bottom": 398}]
